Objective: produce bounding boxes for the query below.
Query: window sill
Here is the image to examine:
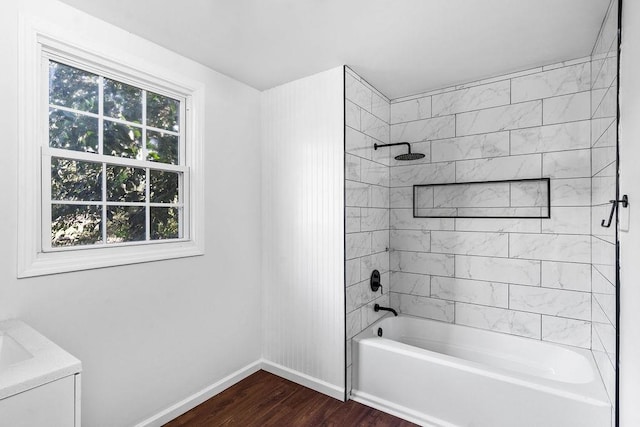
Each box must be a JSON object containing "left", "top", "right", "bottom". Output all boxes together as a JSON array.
[{"left": 18, "top": 240, "right": 204, "bottom": 278}]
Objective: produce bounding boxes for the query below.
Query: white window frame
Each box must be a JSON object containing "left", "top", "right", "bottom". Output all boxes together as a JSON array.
[{"left": 17, "top": 17, "right": 205, "bottom": 278}]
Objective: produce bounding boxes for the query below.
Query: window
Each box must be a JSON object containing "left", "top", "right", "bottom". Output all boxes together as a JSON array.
[
  {"left": 46, "top": 61, "right": 185, "bottom": 249},
  {"left": 18, "top": 25, "right": 204, "bottom": 277}
]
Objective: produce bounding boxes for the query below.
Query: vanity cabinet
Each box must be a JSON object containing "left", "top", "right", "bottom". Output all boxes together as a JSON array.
[
  {"left": 0, "top": 373, "right": 80, "bottom": 426},
  {"left": 0, "top": 320, "right": 82, "bottom": 427}
]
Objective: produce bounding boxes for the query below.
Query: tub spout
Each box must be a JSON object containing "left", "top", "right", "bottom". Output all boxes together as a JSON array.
[{"left": 374, "top": 303, "right": 398, "bottom": 316}]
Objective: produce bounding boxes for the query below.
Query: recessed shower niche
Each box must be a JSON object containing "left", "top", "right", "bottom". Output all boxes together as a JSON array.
[{"left": 412, "top": 178, "right": 551, "bottom": 219}]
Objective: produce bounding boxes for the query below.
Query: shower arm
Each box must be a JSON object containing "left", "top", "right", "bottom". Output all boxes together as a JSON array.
[{"left": 374, "top": 142, "right": 413, "bottom": 153}]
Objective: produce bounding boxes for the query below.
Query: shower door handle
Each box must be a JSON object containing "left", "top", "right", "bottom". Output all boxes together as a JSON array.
[{"left": 601, "top": 195, "right": 629, "bottom": 228}]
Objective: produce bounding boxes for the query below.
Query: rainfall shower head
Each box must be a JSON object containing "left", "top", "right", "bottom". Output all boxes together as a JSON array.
[
  {"left": 374, "top": 142, "right": 425, "bottom": 161},
  {"left": 394, "top": 152, "right": 425, "bottom": 161}
]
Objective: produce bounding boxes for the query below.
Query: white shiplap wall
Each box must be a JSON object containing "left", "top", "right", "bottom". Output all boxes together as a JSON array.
[{"left": 261, "top": 67, "right": 345, "bottom": 398}]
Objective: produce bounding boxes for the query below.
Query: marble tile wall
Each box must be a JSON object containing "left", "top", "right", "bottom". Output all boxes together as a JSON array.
[
  {"left": 590, "top": 0, "right": 618, "bottom": 407},
  {"left": 344, "top": 67, "right": 391, "bottom": 393},
  {"left": 388, "top": 55, "right": 597, "bottom": 352}
]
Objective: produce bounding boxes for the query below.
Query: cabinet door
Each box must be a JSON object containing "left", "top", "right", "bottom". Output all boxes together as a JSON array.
[{"left": 0, "top": 375, "right": 75, "bottom": 427}]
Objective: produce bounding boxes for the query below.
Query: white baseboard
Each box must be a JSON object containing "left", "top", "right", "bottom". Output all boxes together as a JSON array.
[
  {"left": 134, "top": 360, "right": 262, "bottom": 427},
  {"left": 261, "top": 359, "right": 345, "bottom": 401},
  {"left": 135, "top": 359, "right": 346, "bottom": 426}
]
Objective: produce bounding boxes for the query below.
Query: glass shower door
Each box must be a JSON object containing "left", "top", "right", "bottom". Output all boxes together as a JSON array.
[{"left": 590, "top": 1, "right": 620, "bottom": 424}]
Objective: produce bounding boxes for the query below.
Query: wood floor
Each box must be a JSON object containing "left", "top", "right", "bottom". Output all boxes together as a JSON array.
[{"left": 163, "top": 370, "right": 417, "bottom": 426}]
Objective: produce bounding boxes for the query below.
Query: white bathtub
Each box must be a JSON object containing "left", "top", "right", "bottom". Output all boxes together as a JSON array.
[{"left": 351, "top": 315, "right": 611, "bottom": 427}]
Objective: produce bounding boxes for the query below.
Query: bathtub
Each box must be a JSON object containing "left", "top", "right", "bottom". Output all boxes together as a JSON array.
[{"left": 351, "top": 315, "right": 611, "bottom": 427}]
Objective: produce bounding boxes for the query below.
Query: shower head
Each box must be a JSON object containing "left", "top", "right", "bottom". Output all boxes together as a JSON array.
[
  {"left": 373, "top": 142, "right": 425, "bottom": 161},
  {"left": 394, "top": 152, "right": 425, "bottom": 161}
]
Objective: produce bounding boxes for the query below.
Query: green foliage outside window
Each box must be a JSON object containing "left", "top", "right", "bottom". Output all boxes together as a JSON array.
[{"left": 48, "top": 61, "right": 182, "bottom": 247}]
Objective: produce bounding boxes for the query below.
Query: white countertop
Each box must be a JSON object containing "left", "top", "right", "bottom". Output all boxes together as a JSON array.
[{"left": 0, "top": 319, "right": 81, "bottom": 400}]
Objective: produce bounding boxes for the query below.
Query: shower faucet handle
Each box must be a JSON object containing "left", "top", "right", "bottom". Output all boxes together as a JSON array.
[{"left": 370, "top": 270, "right": 383, "bottom": 294}]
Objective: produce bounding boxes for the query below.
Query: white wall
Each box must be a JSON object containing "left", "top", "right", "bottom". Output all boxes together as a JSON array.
[
  {"left": 0, "top": 1, "right": 262, "bottom": 426},
  {"left": 261, "top": 67, "right": 345, "bottom": 398},
  {"left": 619, "top": 1, "right": 640, "bottom": 425}
]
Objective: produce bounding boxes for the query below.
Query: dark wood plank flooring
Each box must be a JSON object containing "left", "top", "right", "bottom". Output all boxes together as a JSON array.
[{"left": 164, "top": 370, "right": 417, "bottom": 426}]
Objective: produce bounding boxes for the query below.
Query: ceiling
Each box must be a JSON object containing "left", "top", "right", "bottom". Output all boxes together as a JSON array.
[{"left": 58, "top": 0, "right": 611, "bottom": 99}]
